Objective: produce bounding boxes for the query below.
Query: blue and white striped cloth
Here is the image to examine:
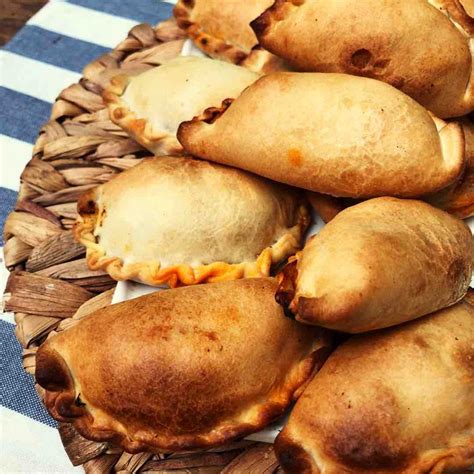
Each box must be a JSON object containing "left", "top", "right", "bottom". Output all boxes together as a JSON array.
[{"left": 0, "top": 1, "right": 174, "bottom": 471}]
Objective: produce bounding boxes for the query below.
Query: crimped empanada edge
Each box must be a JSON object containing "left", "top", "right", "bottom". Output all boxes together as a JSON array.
[
  {"left": 173, "top": 0, "right": 284, "bottom": 73},
  {"left": 73, "top": 186, "right": 310, "bottom": 288},
  {"left": 36, "top": 324, "right": 331, "bottom": 453},
  {"left": 174, "top": 0, "right": 249, "bottom": 64},
  {"left": 103, "top": 74, "right": 184, "bottom": 156},
  {"left": 250, "top": 0, "right": 290, "bottom": 40}
]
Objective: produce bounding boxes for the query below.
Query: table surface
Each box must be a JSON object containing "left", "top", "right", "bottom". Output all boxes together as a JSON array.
[{"left": 0, "top": 0, "right": 48, "bottom": 46}]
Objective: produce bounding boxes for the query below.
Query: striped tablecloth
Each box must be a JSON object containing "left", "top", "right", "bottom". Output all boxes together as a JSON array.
[{"left": 0, "top": 2, "right": 174, "bottom": 471}]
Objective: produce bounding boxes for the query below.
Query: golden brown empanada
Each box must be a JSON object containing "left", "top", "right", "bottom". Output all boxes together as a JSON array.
[
  {"left": 178, "top": 73, "right": 464, "bottom": 198},
  {"left": 173, "top": 0, "right": 288, "bottom": 72},
  {"left": 36, "top": 278, "right": 331, "bottom": 453},
  {"left": 103, "top": 56, "right": 258, "bottom": 155},
  {"left": 275, "top": 295, "right": 474, "bottom": 473},
  {"left": 252, "top": 0, "right": 474, "bottom": 118},
  {"left": 74, "top": 156, "right": 309, "bottom": 287},
  {"left": 276, "top": 197, "right": 472, "bottom": 333}
]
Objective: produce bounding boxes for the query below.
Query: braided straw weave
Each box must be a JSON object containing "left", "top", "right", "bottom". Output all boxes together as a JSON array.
[{"left": 2, "top": 19, "right": 282, "bottom": 473}]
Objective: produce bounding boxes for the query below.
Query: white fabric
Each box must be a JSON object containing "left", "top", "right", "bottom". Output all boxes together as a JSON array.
[{"left": 0, "top": 407, "right": 81, "bottom": 473}]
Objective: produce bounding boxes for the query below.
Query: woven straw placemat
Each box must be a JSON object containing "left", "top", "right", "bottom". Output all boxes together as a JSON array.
[{"left": 3, "top": 18, "right": 281, "bottom": 473}]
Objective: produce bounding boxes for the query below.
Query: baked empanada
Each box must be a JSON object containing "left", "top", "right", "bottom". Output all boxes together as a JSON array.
[
  {"left": 103, "top": 56, "right": 258, "bottom": 155},
  {"left": 74, "top": 156, "right": 309, "bottom": 287},
  {"left": 275, "top": 295, "right": 474, "bottom": 473},
  {"left": 252, "top": 0, "right": 474, "bottom": 118},
  {"left": 276, "top": 197, "right": 472, "bottom": 333},
  {"left": 36, "top": 278, "right": 331, "bottom": 453},
  {"left": 173, "top": 0, "right": 288, "bottom": 72},
  {"left": 178, "top": 73, "right": 465, "bottom": 198},
  {"left": 428, "top": 117, "right": 474, "bottom": 218}
]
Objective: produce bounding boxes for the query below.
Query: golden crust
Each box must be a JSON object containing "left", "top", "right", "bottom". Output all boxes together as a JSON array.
[
  {"left": 252, "top": 0, "right": 474, "bottom": 118},
  {"left": 276, "top": 197, "right": 472, "bottom": 333},
  {"left": 36, "top": 278, "right": 332, "bottom": 453},
  {"left": 303, "top": 117, "right": 474, "bottom": 220},
  {"left": 74, "top": 156, "right": 309, "bottom": 288},
  {"left": 173, "top": 0, "right": 289, "bottom": 73},
  {"left": 103, "top": 56, "right": 259, "bottom": 156},
  {"left": 275, "top": 295, "right": 474, "bottom": 473},
  {"left": 177, "top": 73, "right": 465, "bottom": 198},
  {"left": 428, "top": 117, "right": 474, "bottom": 218}
]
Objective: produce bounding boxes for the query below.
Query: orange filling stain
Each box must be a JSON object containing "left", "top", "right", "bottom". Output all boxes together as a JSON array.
[{"left": 288, "top": 148, "right": 303, "bottom": 166}]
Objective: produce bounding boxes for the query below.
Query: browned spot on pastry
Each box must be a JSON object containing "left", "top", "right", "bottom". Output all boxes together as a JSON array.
[
  {"left": 374, "top": 58, "right": 391, "bottom": 71},
  {"left": 113, "top": 107, "right": 125, "bottom": 120},
  {"left": 203, "top": 331, "right": 218, "bottom": 341},
  {"left": 288, "top": 148, "right": 303, "bottom": 166},
  {"left": 275, "top": 260, "right": 298, "bottom": 318},
  {"left": 351, "top": 49, "right": 372, "bottom": 69},
  {"left": 250, "top": 14, "right": 269, "bottom": 37},
  {"left": 77, "top": 192, "right": 97, "bottom": 215},
  {"left": 36, "top": 345, "right": 73, "bottom": 392},
  {"left": 390, "top": 75, "right": 405, "bottom": 89},
  {"left": 453, "top": 344, "right": 474, "bottom": 375},
  {"left": 448, "top": 258, "right": 468, "bottom": 284},
  {"left": 274, "top": 432, "right": 315, "bottom": 472},
  {"left": 182, "top": 0, "right": 194, "bottom": 6},
  {"left": 413, "top": 335, "right": 429, "bottom": 349},
  {"left": 326, "top": 395, "right": 413, "bottom": 471}
]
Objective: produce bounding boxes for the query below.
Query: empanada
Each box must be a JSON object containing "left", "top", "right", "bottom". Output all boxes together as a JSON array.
[
  {"left": 173, "top": 0, "right": 288, "bottom": 72},
  {"left": 36, "top": 278, "right": 331, "bottom": 453},
  {"left": 428, "top": 117, "right": 474, "bottom": 218},
  {"left": 178, "top": 73, "right": 465, "bottom": 198},
  {"left": 74, "top": 156, "right": 309, "bottom": 287},
  {"left": 275, "top": 295, "right": 474, "bottom": 473},
  {"left": 252, "top": 0, "right": 474, "bottom": 118},
  {"left": 103, "top": 56, "right": 258, "bottom": 155},
  {"left": 276, "top": 197, "right": 472, "bottom": 333}
]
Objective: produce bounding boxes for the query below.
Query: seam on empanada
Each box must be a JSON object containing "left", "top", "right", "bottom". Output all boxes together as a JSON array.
[
  {"left": 74, "top": 188, "right": 310, "bottom": 288},
  {"left": 38, "top": 331, "right": 331, "bottom": 453},
  {"left": 103, "top": 74, "right": 184, "bottom": 156},
  {"left": 173, "top": 0, "right": 285, "bottom": 73}
]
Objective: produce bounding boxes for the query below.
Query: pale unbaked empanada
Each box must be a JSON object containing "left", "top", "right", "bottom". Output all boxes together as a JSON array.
[
  {"left": 276, "top": 197, "right": 472, "bottom": 333},
  {"left": 74, "top": 156, "right": 309, "bottom": 287},
  {"left": 173, "top": 0, "right": 288, "bottom": 72},
  {"left": 36, "top": 278, "right": 332, "bottom": 453},
  {"left": 178, "top": 73, "right": 465, "bottom": 198},
  {"left": 252, "top": 0, "right": 474, "bottom": 118},
  {"left": 275, "top": 295, "right": 474, "bottom": 473},
  {"left": 103, "top": 56, "right": 258, "bottom": 155}
]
